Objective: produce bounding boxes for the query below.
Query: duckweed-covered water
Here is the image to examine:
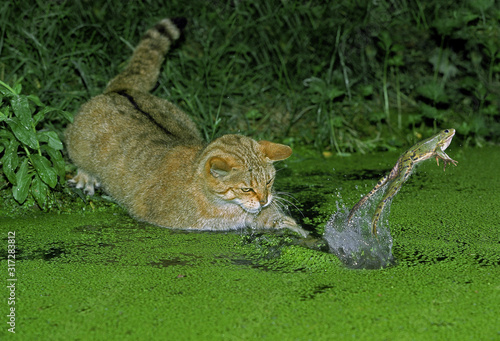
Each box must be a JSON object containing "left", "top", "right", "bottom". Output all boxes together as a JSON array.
[{"left": 1, "top": 146, "right": 499, "bottom": 340}]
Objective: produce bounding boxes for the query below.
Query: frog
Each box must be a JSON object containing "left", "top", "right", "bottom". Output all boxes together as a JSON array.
[{"left": 347, "top": 129, "right": 458, "bottom": 236}]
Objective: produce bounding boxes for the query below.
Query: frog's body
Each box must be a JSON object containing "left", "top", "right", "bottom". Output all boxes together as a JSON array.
[{"left": 347, "top": 129, "right": 458, "bottom": 235}]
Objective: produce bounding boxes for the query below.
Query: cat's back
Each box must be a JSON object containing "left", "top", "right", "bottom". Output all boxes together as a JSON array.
[
  {"left": 66, "top": 89, "right": 203, "bottom": 167},
  {"left": 66, "top": 16, "right": 201, "bottom": 166}
]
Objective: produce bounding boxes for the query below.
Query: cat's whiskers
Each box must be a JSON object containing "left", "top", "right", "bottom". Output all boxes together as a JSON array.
[
  {"left": 268, "top": 195, "right": 300, "bottom": 220},
  {"left": 274, "top": 191, "right": 300, "bottom": 206},
  {"left": 273, "top": 192, "right": 303, "bottom": 217},
  {"left": 274, "top": 166, "right": 287, "bottom": 174}
]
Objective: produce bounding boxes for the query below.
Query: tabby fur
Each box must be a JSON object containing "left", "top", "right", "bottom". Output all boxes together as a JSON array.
[{"left": 65, "top": 18, "right": 307, "bottom": 237}]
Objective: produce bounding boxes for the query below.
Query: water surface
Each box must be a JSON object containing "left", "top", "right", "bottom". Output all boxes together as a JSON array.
[{"left": 1, "top": 146, "right": 499, "bottom": 340}]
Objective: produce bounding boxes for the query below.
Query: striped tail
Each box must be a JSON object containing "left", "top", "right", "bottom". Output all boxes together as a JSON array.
[{"left": 105, "top": 17, "right": 187, "bottom": 94}]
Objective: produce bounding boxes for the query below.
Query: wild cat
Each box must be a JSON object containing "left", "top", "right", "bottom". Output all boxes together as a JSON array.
[{"left": 65, "top": 18, "right": 308, "bottom": 237}]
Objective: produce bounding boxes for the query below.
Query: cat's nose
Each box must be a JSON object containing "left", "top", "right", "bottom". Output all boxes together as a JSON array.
[{"left": 259, "top": 196, "right": 269, "bottom": 206}]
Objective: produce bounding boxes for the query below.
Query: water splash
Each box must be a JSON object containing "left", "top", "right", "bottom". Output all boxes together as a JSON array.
[
  {"left": 323, "top": 129, "right": 458, "bottom": 269},
  {"left": 324, "top": 197, "right": 395, "bottom": 269}
]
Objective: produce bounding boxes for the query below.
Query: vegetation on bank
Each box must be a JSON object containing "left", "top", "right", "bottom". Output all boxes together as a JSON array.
[{"left": 1, "top": 0, "right": 499, "bottom": 208}]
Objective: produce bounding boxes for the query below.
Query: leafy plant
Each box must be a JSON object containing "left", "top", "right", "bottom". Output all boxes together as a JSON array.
[{"left": 0, "top": 80, "right": 71, "bottom": 208}]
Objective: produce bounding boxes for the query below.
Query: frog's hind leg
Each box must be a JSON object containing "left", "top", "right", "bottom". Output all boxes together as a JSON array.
[
  {"left": 371, "top": 186, "right": 399, "bottom": 235},
  {"left": 347, "top": 173, "right": 389, "bottom": 223},
  {"left": 371, "top": 164, "right": 413, "bottom": 235}
]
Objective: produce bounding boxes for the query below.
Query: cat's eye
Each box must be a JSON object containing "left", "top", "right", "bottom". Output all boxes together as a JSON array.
[{"left": 241, "top": 188, "right": 253, "bottom": 193}]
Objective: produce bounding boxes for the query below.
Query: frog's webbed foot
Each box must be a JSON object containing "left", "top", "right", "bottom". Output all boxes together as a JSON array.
[
  {"left": 435, "top": 155, "right": 458, "bottom": 171},
  {"left": 68, "top": 169, "right": 100, "bottom": 195}
]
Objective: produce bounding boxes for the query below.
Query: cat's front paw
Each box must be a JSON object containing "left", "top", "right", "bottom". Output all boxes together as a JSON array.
[
  {"left": 273, "top": 216, "right": 309, "bottom": 238},
  {"left": 69, "top": 169, "right": 100, "bottom": 196},
  {"left": 257, "top": 212, "right": 308, "bottom": 238}
]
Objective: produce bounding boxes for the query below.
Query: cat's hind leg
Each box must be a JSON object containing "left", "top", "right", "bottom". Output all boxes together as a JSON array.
[{"left": 68, "top": 169, "right": 101, "bottom": 196}]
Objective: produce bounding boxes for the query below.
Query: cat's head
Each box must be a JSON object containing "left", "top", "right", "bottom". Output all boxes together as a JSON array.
[{"left": 202, "top": 135, "right": 292, "bottom": 214}]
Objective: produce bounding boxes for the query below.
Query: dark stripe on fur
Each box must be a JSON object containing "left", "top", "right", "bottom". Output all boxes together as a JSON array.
[
  {"left": 153, "top": 23, "right": 174, "bottom": 42},
  {"left": 116, "top": 90, "right": 173, "bottom": 136},
  {"left": 171, "top": 17, "right": 188, "bottom": 30},
  {"left": 152, "top": 18, "right": 187, "bottom": 43}
]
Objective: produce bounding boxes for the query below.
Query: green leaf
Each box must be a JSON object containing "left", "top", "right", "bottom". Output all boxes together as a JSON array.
[
  {"left": 469, "top": 0, "right": 494, "bottom": 12},
  {"left": 13, "top": 83, "right": 22, "bottom": 95},
  {"left": 5, "top": 117, "right": 39, "bottom": 150},
  {"left": 31, "top": 173, "right": 48, "bottom": 208},
  {"left": 42, "top": 145, "right": 66, "bottom": 181},
  {"left": 420, "top": 103, "right": 446, "bottom": 120},
  {"left": 60, "top": 109, "right": 74, "bottom": 123},
  {"left": 31, "top": 154, "right": 58, "bottom": 188},
  {"left": 378, "top": 31, "right": 392, "bottom": 51},
  {"left": 33, "top": 106, "right": 58, "bottom": 125},
  {"left": 0, "top": 80, "right": 17, "bottom": 97},
  {"left": 1, "top": 139, "right": 20, "bottom": 185},
  {"left": 32, "top": 110, "right": 47, "bottom": 126},
  {"left": 245, "top": 109, "right": 262, "bottom": 120},
  {"left": 416, "top": 83, "right": 449, "bottom": 104},
  {"left": 0, "top": 129, "right": 15, "bottom": 140},
  {"left": 12, "top": 158, "right": 31, "bottom": 203},
  {"left": 327, "top": 87, "right": 345, "bottom": 100},
  {"left": 27, "top": 94, "right": 43, "bottom": 107},
  {"left": 11, "top": 95, "right": 32, "bottom": 128},
  {"left": 433, "top": 17, "right": 464, "bottom": 36},
  {"left": 388, "top": 54, "right": 404, "bottom": 67},
  {"left": 360, "top": 85, "right": 374, "bottom": 97},
  {"left": 331, "top": 115, "right": 344, "bottom": 128},
  {"left": 37, "top": 131, "right": 63, "bottom": 150},
  {"left": 33, "top": 106, "right": 73, "bottom": 125}
]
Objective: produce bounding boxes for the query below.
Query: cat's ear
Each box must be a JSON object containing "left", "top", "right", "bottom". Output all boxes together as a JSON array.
[
  {"left": 208, "top": 157, "right": 232, "bottom": 178},
  {"left": 258, "top": 140, "right": 292, "bottom": 161}
]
